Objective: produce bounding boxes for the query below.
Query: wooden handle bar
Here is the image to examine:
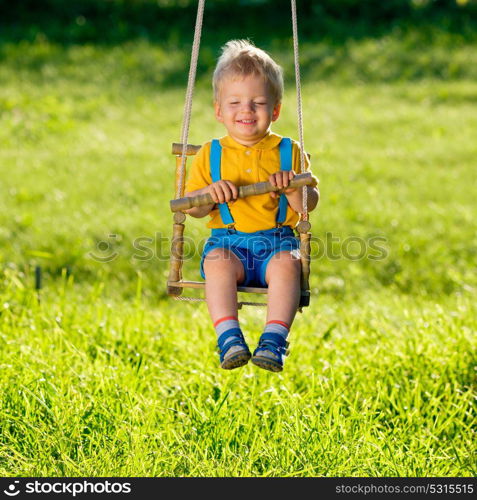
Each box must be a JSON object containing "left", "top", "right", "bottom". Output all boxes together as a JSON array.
[
  {"left": 170, "top": 172, "right": 317, "bottom": 212},
  {"left": 172, "top": 143, "right": 202, "bottom": 155}
]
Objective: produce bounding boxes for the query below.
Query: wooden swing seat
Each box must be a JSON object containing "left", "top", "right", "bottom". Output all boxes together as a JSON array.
[{"left": 167, "top": 142, "right": 313, "bottom": 309}]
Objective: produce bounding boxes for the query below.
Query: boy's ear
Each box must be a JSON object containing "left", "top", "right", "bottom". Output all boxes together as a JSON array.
[
  {"left": 271, "top": 102, "right": 281, "bottom": 122},
  {"left": 214, "top": 102, "right": 223, "bottom": 122}
]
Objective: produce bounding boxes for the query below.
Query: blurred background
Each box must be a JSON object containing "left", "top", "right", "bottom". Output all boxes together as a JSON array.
[
  {"left": 3, "top": 0, "right": 477, "bottom": 44},
  {"left": 2, "top": 0, "right": 477, "bottom": 80},
  {"left": 1, "top": 0, "right": 476, "bottom": 300}
]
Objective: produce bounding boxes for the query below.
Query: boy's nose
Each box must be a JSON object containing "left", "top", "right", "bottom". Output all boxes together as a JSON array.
[{"left": 241, "top": 101, "right": 254, "bottom": 112}]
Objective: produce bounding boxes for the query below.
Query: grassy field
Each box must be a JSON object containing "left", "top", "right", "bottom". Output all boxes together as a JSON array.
[{"left": 0, "top": 38, "right": 476, "bottom": 476}]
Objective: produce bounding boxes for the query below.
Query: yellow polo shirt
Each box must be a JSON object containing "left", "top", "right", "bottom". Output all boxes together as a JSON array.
[{"left": 185, "top": 132, "right": 313, "bottom": 233}]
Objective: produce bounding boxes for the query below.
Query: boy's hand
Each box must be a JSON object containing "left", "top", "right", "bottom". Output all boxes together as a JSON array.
[
  {"left": 207, "top": 180, "right": 238, "bottom": 204},
  {"left": 269, "top": 170, "right": 296, "bottom": 199}
]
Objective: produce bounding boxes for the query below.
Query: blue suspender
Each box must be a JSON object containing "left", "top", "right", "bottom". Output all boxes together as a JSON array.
[
  {"left": 210, "top": 139, "right": 235, "bottom": 227},
  {"left": 277, "top": 137, "right": 292, "bottom": 225},
  {"left": 209, "top": 137, "right": 293, "bottom": 228}
]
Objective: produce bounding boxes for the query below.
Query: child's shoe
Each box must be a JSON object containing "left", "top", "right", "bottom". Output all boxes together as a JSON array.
[
  {"left": 217, "top": 330, "right": 251, "bottom": 370},
  {"left": 251, "top": 332, "right": 289, "bottom": 372}
]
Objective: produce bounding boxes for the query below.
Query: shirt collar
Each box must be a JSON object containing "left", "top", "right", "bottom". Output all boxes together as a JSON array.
[{"left": 220, "top": 131, "right": 283, "bottom": 151}]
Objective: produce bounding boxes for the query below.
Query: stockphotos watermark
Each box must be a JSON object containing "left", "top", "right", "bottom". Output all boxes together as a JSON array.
[
  {"left": 88, "top": 232, "right": 389, "bottom": 263},
  {"left": 1, "top": 479, "right": 131, "bottom": 497}
]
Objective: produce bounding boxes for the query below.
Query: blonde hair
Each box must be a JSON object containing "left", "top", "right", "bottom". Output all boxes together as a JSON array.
[{"left": 213, "top": 39, "right": 284, "bottom": 104}]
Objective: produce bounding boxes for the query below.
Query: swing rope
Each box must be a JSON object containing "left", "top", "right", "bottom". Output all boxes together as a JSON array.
[
  {"left": 177, "top": 0, "right": 308, "bottom": 220},
  {"left": 174, "top": 295, "right": 267, "bottom": 308},
  {"left": 177, "top": 0, "right": 206, "bottom": 199},
  {"left": 290, "top": 0, "right": 308, "bottom": 221}
]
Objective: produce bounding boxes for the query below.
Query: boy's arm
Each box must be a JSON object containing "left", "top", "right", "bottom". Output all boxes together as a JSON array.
[
  {"left": 184, "top": 180, "right": 239, "bottom": 218},
  {"left": 286, "top": 141, "right": 319, "bottom": 214},
  {"left": 183, "top": 143, "right": 215, "bottom": 218},
  {"left": 269, "top": 170, "right": 319, "bottom": 213},
  {"left": 285, "top": 181, "right": 319, "bottom": 214},
  {"left": 183, "top": 187, "right": 215, "bottom": 218}
]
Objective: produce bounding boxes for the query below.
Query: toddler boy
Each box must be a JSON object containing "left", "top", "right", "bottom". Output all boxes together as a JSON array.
[{"left": 185, "top": 40, "right": 319, "bottom": 372}]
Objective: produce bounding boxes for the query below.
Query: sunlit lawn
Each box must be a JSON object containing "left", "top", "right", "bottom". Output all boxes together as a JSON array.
[{"left": 0, "top": 39, "right": 475, "bottom": 476}]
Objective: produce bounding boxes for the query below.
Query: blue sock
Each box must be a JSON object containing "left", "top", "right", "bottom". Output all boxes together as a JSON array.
[
  {"left": 214, "top": 316, "right": 248, "bottom": 358},
  {"left": 214, "top": 316, "right": 240, "bottom": 344},
  {"left": 264, "top": 320, "right": 289, "bottom": 339}
]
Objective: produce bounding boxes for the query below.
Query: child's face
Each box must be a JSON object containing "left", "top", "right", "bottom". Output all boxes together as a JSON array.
[{"left": 214, "top": 74, "right": 281, "bottom": 146}]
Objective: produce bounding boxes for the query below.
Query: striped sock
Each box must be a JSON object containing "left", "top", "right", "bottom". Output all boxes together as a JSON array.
[
  {"left": 214, "top": 316, "right": 246, "bottom": 359},
  {"left": 214, "top": 316, "right": 240, "bottom": 342},
  {"left": 264, "top": 320, "right": 290, "bottom": 339}
]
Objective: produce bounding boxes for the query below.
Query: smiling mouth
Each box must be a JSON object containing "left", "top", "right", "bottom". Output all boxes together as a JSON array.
[{"left": 237, "top": 119, "right": 256, "bottom": 124}]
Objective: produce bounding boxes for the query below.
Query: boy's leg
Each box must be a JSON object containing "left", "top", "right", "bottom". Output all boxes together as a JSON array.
[
  {"left": 264, "top": 250, "right": 301, "bottom": 325},
  {"left": 203, "top": 248, "right": 244, "bottom": 321},
  {"left": 203, "top": 248, "right": 251, "bottom": 369},
  {"left": 251, "top": 251, "right": 301, "bottom": 372}
]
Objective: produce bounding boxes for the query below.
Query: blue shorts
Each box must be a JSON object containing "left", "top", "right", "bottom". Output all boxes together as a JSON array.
[{"left": 200, "top": 226, "right": 300, "bottom": 288}]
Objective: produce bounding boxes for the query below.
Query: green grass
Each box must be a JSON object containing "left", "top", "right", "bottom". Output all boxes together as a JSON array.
[
  {"left": 1, "top": 280, "right": 475, "bottom": 476},
  {"left": 0, "top": 37, "right": 476, "bottom": 476}
]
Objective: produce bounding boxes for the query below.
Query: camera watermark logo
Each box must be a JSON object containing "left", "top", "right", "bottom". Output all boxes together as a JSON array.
[
  {"left": 88, "top": 234, "right": 119, "bottom": 262},
  {"left": 88, "top": 231, "right": 389, "bottom": 264},
  {"left": 3, "top": 481, "right": 20, "bottom": 497}
]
